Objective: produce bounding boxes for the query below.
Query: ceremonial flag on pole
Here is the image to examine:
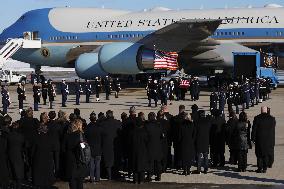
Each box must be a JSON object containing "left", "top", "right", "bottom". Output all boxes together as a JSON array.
[{"left": 154, "top": 51, "right": 179, "bottom": 70}]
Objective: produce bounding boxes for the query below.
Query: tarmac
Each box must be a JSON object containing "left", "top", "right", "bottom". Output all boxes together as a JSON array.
[{"left": 4, "top": 84, "right": 284, "bottom": 188}]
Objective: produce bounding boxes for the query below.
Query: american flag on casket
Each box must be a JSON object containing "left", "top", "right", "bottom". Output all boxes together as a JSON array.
[{"left": 154, "top": 51, "right": 179, "bottom": 70}]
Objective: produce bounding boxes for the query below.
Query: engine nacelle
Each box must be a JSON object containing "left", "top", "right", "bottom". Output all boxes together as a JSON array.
[{"left": 75, "top": 42, "right": 154, "bottom": 79}]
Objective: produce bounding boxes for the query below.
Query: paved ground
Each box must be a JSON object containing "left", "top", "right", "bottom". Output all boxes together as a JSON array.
[{"left": 4, "top": 84, "right": 284, "bottom": 188}]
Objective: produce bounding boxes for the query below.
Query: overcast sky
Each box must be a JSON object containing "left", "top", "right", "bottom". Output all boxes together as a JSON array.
[{"left": 0, "top": 0, "right": 283, "bottom": 32}]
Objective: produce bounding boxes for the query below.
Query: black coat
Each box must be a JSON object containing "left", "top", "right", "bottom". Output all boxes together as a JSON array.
[
  {"left": 7, "top": 130, "right": 25, "bottom": 181},
  {"left": 157, "top": 118, "right": 171, "bottom": 158},
  {"left": 100, "top": 118, "right": 121, "bottom": 167},
  {"left": 85, "top": 122, "right": 102, "bottom": 157},
  {"left": 195, "top": 117, "right": 211, "bottom": 153},
  {"left": 210, "top": 116, "right": 226, "bottom": 153},
  {"left": 145, "top": 120, "right": 163, "bottom": 161},
  {"left": 63, "top": 131, "right": 87, "bottom": 179},
  {"left": 179, "top": 120, "right": 196, "bottom": 166},
  {"left": 236, "top": 122, "right": 249, "bottom": 151},
  {"left": 129, "top": 127, "right": 148, "bottom": 172},
  {"left": 32, "top": 132, "right": 56, "bottom": 187},
  {"left": 226, "top": 117, "right": 239, "bottom": 150},
  {"left": 252, "top": 113, "right": 276, "bottom": 157},
  {"left": 19, "top": 117, "right": 40, "bottom": 147},
  {"left": 0, "top": 130, "right": 10, "bottom": 184},
  {"left": 47, "top": 120, "right": 62, "bottom": 152}
]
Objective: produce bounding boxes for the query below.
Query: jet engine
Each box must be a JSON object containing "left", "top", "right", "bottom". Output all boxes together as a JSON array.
[{"left": 75, "top": 42, "right": 155, "bottom": 79}]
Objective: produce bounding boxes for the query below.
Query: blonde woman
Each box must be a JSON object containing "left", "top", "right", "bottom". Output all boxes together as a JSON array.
[{"left": 63, "top": 119, "right": 87, "bottom": 189}]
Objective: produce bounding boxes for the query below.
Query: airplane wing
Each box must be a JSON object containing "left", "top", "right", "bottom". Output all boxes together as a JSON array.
[{"left": 139, "top": 19, "right": 222, "bottom": 52}]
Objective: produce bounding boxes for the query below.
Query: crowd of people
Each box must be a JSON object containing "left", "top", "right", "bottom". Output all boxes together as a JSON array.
[{"left": 0, "top": 102, "right": 276, "bottom": 189}]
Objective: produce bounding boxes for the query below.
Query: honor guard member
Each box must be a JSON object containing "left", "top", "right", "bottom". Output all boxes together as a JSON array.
[
  {"left": 41, "top": 80, "right": 48, "bottom": 105},
  {"left": 33, "top": 83, "right": 41, "bottom": 111},
  {"left": 85, "top": 79, "right": 92, "bottom": 103},
  {"left": 74, "top": 79, "right": 83, "bottom": 105},
  {"left": 168, "top": 80, "right": 175, "bottom": 105},
  {"left": 190, "top": 76, "right": 200, "bottom": 101},
  {"left": 48, "top": 79, "right": 56, "bottom": 109},
  {"left": 160, "top": 80, "right": 168, "bottom": 106},
  {"left": 17, "top": 83, "right": 26, "bottom": 113},
  {"left": 243, "top": 79, "right": 251, "bottom": 109},
  {"left": 210, "top": 89, "right": 218, "bottom": 114},
  {"left": 250, "top": 80, "right": 256, "bottom": 107},
  {"left": 60, "top": 79, "right": 69, "bottom": 107},
  {"left": 255, "top": 79, "right": 260, "bottom": 105},
  {"left": 227, "top": 84, "right": 234, "bottom": 114},
  {"left": 233, "top": 82, "right": 240, "bottom": 114},
  {"left": 94, "top": 77, "right": 101, "bottom": 101},
  {"left": 1, "top": 86, "right": 10, "bottom": 114},
  {"left": 146, "top": 77, "right": 153, "bottom": 106},
  {"left": 219, "top": 89, "right": 227, "bottom": 114},
  {"left": 113, "top": 78, "right": 121, "bottom": 98},
  {"left": 104, "top": 76, "right": 112, "bottom": 100}
]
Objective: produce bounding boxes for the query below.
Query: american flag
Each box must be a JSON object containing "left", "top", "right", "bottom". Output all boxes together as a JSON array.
[{"left": 154, "top": 51, "right": 179, "bottom": 70}]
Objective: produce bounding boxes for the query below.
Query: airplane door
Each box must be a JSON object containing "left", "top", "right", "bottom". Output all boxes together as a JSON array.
[{"left": 32, "top": 31, "right": 39, "bottom": 40}]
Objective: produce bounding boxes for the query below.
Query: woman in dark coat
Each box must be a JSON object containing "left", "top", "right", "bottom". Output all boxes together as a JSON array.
[
  {"left": 7, "top": 121, "right": 25, "bottom": 189},
  {"left": 0, "top": 115, "right": 11, "bottom": 188},
  {"left": 179, "top": 113, "right": 195, "bottom": 175},
  {"left": 63, "top": 119, "right": 87, "bottom": 189},
  {"left": 32, "top": 112, "right": 56, "bottom": 188},
  {"left": 129, "top": 118, "right": 148, "bottom": 184},
  {"left": 235, "top": 112, "right": 250, "bottom": 172}
]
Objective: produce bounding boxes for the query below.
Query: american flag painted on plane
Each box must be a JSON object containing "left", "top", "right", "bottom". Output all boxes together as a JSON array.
[{"left": 154, "top": 51, "right": 179, "bottom": 70}]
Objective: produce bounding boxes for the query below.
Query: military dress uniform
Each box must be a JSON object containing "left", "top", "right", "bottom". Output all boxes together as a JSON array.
[
  {"left": 60, "top": 80, "right": 69, "bottom": 107},
  {"left": 17, "top": 84, "right": 26, "bottom": 112},
  {"left": 168, "top": 80, "right": 175, "bottom": 105},
  {"left": 250, "top": 82, "right": 256, "bottom": 107},
  {"left": 48, "top": 82, "right": 56, "bottom": 109},
  {"left": 233, "top": 84, "right": 240, "bottom": 114},
  {"left": 113, "top": 78, "right": 121, "bottom": 98},
  {"left": 255, "top": 79, "right": 260, "bottom": 105},
  {"left": 85, "top": 80, "right": 92, "bottom": 103},
  {"left": 210, "top": 91, "right": 218, "bottom": 114},
  {"left": 218, "top": 91, "right": 226, "bottom": 114},
  {"left": 146, "top": 79, "right": 158, "bottom": 107},
  {"left": 94, "top": 78, "right": 101, "bottom": 101},
  {"left": 243, "top": 81, "right": 251, "bottom": 109},
  {"left": 1, "top": 86, "right": 10, "bottom": 114},
  {"left": 41, "top": 81, "right": 48, "bottom": 105},
  {"left": 74, "top": 79, "right": 83, "bottom": 105},
  {"left": 33, "top": 84, "right": 41, "bottom": 111},
  {"left": 227, "top": 85, "right": 234, "bottom": 114},
  {"left": 160, "top": 81, "right": 168, "bottom": 106},
  {"left": 104, "top": 77, "right": 112, "bottom": 100}
]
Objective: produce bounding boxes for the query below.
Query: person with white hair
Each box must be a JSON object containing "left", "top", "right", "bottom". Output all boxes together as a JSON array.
[{"left": 252, "top": 106, "right": 276, "bottom": 173}]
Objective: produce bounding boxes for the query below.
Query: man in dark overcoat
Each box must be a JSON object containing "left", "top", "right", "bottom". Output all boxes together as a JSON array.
[{"left": 252, "top": 106, "right": 276, "bottom": 173}]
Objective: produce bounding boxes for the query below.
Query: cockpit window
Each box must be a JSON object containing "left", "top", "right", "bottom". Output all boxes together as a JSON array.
[{"left": 19, "top": 15, "right": 25, "bottom": 21}]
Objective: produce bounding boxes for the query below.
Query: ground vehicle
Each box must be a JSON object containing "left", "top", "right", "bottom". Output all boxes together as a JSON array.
[
  {"left": 233, "top": 52, "right": 279, "bottom": 89},
  {"left": 0, "top": 69, "right": 27, "bottom": 84}
]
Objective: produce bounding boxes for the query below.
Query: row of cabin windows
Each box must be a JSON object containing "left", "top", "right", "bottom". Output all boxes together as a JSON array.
[
  {"left": 49, "top": 36, "right": 78, "bottom": 41},
  {"left": 108, "top": 33, "right": 144, "bottom": 39},
  {"left": 214, "top": 31, "right": 245, "bottom": 36}
]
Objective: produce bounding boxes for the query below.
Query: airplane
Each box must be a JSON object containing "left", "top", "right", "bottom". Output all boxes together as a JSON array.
[{"left": 0, "top": 4, "right": 284, "bottom": 79}]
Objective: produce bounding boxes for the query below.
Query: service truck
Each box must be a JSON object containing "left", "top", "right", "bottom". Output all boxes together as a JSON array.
[{"left": 0, "top": 69, "right": 27, "bottom": 85}]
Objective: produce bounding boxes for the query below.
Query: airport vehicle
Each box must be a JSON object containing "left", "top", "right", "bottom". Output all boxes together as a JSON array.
[
  {"left": 0, "top": 69, "right": 27, "bottom": 84},
  {"left": 233, "top": 52, "right": 279, "bottom": 88},
  {"left": 1, "top": 5, "right": 284, "bottom": 78}
]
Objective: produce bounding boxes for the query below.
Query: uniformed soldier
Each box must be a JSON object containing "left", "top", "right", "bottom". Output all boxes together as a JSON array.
[
  {"left": 210, "top": 89, "right": 218, "bottom": 114},
  {"left": 94, "top": 77, "right": 101, "bottom": 101},
  {"left": 1, "top": 85, "right": 10, "bottom": 114},
  {"left": 104, "top": 76, "right": 112, "bottom": 100},
  {"left": 17, "top": 83, "right": 26, "bottom": 113},
  {"left": 33, "top": 83, "right": 41, "bottom": 111},
  {"left": 243, "top": 79, "right": 251, "bottom": 109},
  {"left": 233, "top": 82, "right": 240, "bottom": 114},
  {"left": 146, "top": 77, "right": 158, "bottom": 107},
  {"left": 250, "top": 80, "right": 256, "bottom": 107},
  {"left": 74, "top": 79, "right": 83, "bottom": 105},
  {"left": 219, "top": 89, "right": 226, "bottom": 114},
  {"left": 227, "top": 84, "right": 234, "bottom": 114},
  {"left": 113, "top": 78, "right": 121, "bottom": 98},
  {"left": 190, "top": 76, "right": 200, "bottom": 101},
  {"left": 48, "top": 79, "right": 56, "bottom": 109},
  {"left": 60, "top": 79, "right": 69, "bottom": 107},
  {"left": 42, "top": 80, "right": 48, "bottom": 105},
  {"left": 255, "top": 78, "right": 260, "bottom": 105},
  {"left": 85, "top": 79, "right": 92, "bottom": 103},
  {"left": 160, "top": 80, "right": 168, "bottom": 106},
  {"left": 168, "top": 80, "right": 175, "bottom": 105}
]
